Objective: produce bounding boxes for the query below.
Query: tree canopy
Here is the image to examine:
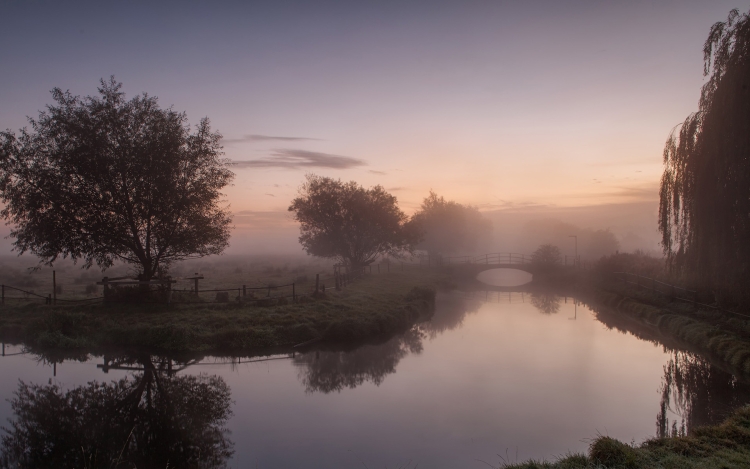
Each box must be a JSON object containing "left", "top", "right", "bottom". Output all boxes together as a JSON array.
[
  {"left": 659, "top": 9, "right": 750, "bottom": 291},
  {"left": 531, "top": 244, "right": 562, "bottom": 267},
  {"left": 0, "top": 78, "right": 233, "bottom": 279},
  {"left": 409, "top": 191, "right": 491, "bottom": 256},
  {"left": 288, "top": 174, "right": 418, "bottom": 268}
]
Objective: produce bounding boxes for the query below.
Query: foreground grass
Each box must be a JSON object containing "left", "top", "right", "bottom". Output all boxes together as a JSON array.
[
  {"left": 0, "top": 268, "right": 444, "bottom": 353},
  {"left": 501, "top": 405, "right": 750, "bottom": 469}
]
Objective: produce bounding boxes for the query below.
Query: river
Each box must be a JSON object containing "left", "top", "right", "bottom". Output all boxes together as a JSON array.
[{"left": 0, "top": 268, "right": 748, "bottom": 468}]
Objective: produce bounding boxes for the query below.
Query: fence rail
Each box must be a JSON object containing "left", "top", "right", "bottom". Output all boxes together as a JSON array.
[
  {"left": 613, "top": 271, "right": 750, "bottom": 320},
  {"left": 0, "top": 279, "right": 305, "bottom": 306},
  {"left": 444, "top": 252, "right": 531, "bottom": 265}
]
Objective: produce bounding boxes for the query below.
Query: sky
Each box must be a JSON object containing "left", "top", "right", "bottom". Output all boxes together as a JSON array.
[{"left": 0, "top": 0, "right": 745, "bottom": 253}]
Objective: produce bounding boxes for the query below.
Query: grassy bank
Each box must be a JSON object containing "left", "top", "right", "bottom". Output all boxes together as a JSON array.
[
  {"left": 585, "top": 280, "right": 750, "bottom": 376},
  {"left": 0, "top": 268, "right": 443, "bottom": 353},
  {"left": 500, "top": 405, "right": 750, "bottom": 469}
]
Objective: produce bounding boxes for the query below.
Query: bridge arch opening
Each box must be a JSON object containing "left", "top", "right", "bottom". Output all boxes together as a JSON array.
[{"left": 476, "top": 268, "right": 532, "bottom": 288}]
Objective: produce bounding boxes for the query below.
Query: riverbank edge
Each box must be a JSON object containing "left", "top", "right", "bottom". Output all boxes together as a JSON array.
[
  {"left": 501, "top": 404, "right": 750, "bottom": 469},
  {"left": 0, "top": 271, "right": 441, "bottom": 355},
  {"left": 499, "top": 285, "right": 750, "bottom": 469},
  {"left": 584, "top": 286, "right": 750, "bottom": 376}
]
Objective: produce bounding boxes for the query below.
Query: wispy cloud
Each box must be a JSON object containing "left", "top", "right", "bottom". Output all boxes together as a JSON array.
[
  {"left": 387, "top": 187, "right": 405, "bottom": 191},
  {"left": 233, "top": 149, "right": 366, "bottom": 169},
  {"left": 369, "top": 170, "right": 387, "bottom": 175},
  {"left": 223, "top": 134, "right": 322, "bottom": 144},
  {"left": 232, "top": 210, "right": 296, "bottom": 228},
  {"left": 480, "top": 200, "right": 550, "bottom": 212}
]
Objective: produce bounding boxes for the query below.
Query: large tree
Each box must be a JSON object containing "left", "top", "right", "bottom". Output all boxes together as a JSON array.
[
  {"left": 409, "top": 191, "right": 492, "bottom": 257},
  {"left": 288, "top": 174, "right": 417, "bottom": 268},
  {"left": 0, "top": 78, "right": 233, "bottom": 280},
  {"left": 659, "top": 9, "right": 750, "bottom": 292}
]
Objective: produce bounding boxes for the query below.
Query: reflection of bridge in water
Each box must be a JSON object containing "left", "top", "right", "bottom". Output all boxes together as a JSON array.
[{"left": 457, "top": 290, "right": 578, "bottom": 305}]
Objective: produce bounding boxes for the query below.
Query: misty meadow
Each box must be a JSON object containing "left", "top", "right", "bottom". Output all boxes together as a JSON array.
[{"left": 2, "top": 2, "right": 750, "bottom": 468}]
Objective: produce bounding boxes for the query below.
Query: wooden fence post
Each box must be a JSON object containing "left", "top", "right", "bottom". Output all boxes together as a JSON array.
[
  {"left": 243, "top": 285, "right": 246, "bottom": 297},
  {"left": 102, "top": 277, "right": 109, "bottom": 304},
  {"left": 315, "top": 274, "right": 320, "bottom": 293},
  {"left": 52, "top": 270, "right": 56, "bottom": 305}
]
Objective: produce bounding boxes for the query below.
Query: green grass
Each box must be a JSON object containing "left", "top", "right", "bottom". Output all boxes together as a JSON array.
[
  {"left": 0, "top": 267, "right": 443, "bottom": 354},
  {"left": 498, "top": 405, "right": 750, "bottom": 468},
  {"left": 584, "top": 280, "right": 750, "bottom": 376}
]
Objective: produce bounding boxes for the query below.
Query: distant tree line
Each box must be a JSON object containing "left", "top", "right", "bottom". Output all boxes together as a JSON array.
[{"left": 288, "top": 176, "right": 493, "bottom": 268}]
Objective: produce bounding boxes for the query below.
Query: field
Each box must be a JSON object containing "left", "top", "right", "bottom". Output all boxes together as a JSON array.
[{"left": 0, "top": 255, "right": 443, "bottom": 354}]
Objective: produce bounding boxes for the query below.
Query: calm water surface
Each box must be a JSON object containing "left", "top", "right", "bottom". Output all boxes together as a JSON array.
[{"left": 1, "top": 270, "right": 748, "bottom": 468}]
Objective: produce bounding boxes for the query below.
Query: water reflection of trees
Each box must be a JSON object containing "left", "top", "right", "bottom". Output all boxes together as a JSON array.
[
  {"left": 656, "top": 351, "right": 750, "bottom": 438},
  {"left": 295, "top": 291, "right": 487, "bottom": 393},
  {"left": 294, "top": 290, "right": 572, "bottom": 393},
  {"left": 422, "top": 292, "right": 482, "bottom": 337},
  {"left": 294, "top": 326, "right": 425, "bottom": 393},
  {"left": 530, "top": 292, "right": 561, "bottom": 315},
  {"left": 0, "top": 356, "right": 233, "bottom": 469}
]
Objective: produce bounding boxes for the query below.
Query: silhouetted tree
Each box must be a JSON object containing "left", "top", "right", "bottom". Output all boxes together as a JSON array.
[
  {"left": 584, "top": 229, "right": 620, "bottom": 260},
  {"left": 659, "top": 9, "right": 750, "bottom": 294},
  {"left": 0, "top": 357, "right": 233, "bottom": 469},
  {"left": 531, "top": 244, "right": 562, "bottom": 267},
  {"left": 0, "top": 78, "right": 233, "bottom": 280},
  {"left": 409, "top": 191, "right": 492, "bottom": 257},
  {"left": 288, "top": 174, "right": 418, "bottom": 268}
]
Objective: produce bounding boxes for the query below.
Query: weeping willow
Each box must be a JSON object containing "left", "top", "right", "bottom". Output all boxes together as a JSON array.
[{"left": 659, "top": 9, "right": 750, "bottom": 294}]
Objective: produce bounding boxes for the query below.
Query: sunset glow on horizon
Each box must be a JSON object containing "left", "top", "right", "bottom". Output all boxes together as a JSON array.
[{"left": 1, "top": 0, "right": 743, "bottom": 253}]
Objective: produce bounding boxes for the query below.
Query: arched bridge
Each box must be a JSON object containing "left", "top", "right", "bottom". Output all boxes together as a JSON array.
[{"left": 441, "top": 252, "right": 539, "bottom": 277}]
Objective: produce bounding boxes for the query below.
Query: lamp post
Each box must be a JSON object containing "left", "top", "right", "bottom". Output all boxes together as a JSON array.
[{"left": 568, "top": 235, "right": 578, "bottom": 267}]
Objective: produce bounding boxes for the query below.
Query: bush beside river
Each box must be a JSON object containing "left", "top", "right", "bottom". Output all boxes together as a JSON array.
[{"left": 502, "top": 405, "right": 750, "bottom": 468}]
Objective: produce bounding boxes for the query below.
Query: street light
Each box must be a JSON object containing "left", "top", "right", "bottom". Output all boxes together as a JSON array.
[{"left": 568, "top": 235, "right": 578, "bottom": 267}]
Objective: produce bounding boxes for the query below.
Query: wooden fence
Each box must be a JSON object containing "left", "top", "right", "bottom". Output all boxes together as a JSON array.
[
  {"left": 613, "top": 271, "right": 750, "bottom": 320},
  {"left": 0, "top": 275, "right": 304, "bottom": 306}
]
